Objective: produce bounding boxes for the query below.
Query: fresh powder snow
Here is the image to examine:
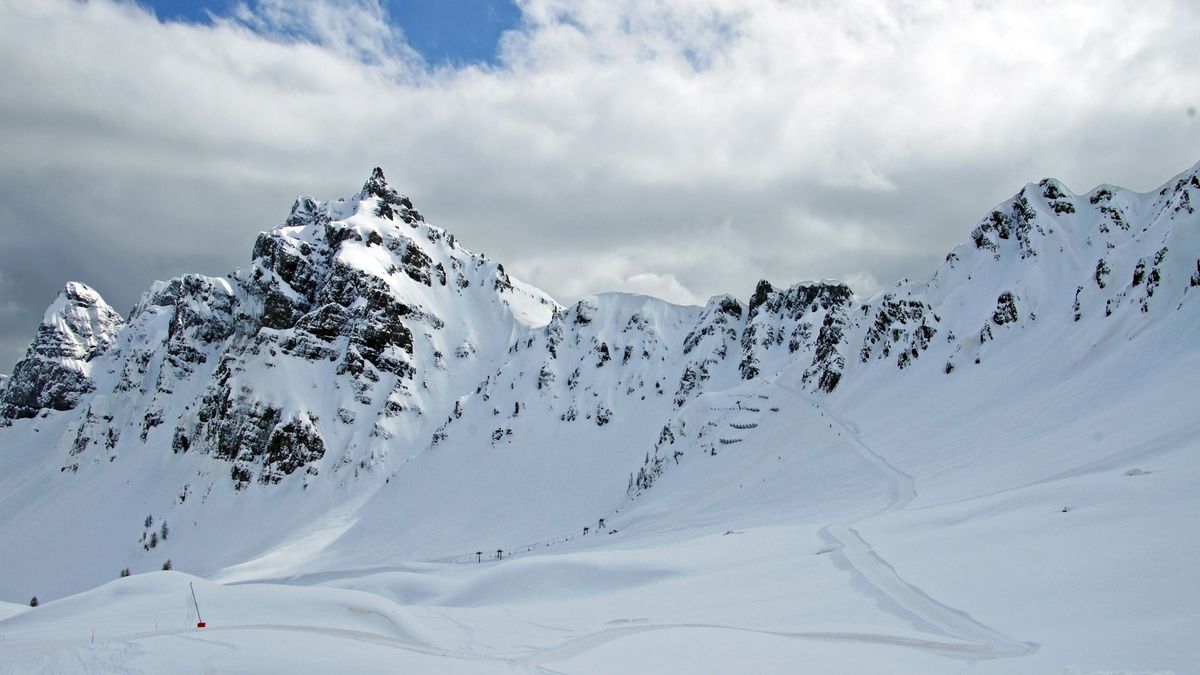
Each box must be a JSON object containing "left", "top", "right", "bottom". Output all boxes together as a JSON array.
[{"left": 1, "top": 164, "right": 1197, "bottom": 674}]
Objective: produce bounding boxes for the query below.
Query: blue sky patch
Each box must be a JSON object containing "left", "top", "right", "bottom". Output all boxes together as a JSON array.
[{"left": 141, "top": 0, "right": 522, "bottom": 65}]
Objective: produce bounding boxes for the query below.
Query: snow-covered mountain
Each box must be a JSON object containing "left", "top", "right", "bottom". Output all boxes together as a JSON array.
[
  {"left": 0, "top": 282, "right": 124, "bottom": 421},
  {"left": 1, "top": 163, "right": 1198, "bottom": 673}
]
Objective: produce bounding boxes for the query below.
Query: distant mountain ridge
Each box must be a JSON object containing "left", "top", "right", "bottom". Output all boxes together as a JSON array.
[{"left": 1, "top": 161, "right": 1197, "bottom": 600}]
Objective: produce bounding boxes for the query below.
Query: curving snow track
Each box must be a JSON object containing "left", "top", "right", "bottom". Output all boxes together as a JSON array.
[{"left": 760, "top": 375, "right": 1037, "bottom": 660}]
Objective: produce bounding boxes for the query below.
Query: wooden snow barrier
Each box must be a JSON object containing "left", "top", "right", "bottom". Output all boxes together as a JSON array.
[
  {"left": 728, "top": 422, "right": 758, "bottom": 430},
  {"left": 719, "top": 438, "right": 744, "bottom": 445}
]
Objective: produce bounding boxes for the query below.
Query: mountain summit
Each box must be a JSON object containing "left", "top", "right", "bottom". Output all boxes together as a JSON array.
[
  {"left": 1, "top": 163, "right": 1197, "bottom": 608},
  {"left": 0, "top": 282, "right": 123, "bottom": 420}
]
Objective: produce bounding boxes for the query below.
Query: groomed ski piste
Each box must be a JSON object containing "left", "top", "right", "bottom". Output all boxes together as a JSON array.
[{"left": 1, "top": 164, "right": 1198, "bottom": 674}]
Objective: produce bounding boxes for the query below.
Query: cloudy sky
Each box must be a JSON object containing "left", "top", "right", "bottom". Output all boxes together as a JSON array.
[{"left": 0, "top": 0, "right": 1197, "bottom": 373}]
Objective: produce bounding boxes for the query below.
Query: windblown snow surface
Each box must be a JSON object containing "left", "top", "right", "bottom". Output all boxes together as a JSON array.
[{"left": 1, "top": 164, "right": 1198, "bottom": 674}]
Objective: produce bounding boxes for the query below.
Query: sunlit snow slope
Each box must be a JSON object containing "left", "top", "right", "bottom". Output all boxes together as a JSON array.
[{"left": 1, "top": 163, "right": 1197, "bottom": 674}]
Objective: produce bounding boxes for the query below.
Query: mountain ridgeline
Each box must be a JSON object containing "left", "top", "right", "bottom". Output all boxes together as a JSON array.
[
  {"left": 1, "top": 163, "right": 1198, "bottom": 597},
  {"left": 4, "top": 165, "right": 1199, "bottom": 482}
]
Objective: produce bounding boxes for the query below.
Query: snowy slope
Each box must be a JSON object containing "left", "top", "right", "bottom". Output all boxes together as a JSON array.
[
  {"left": 1, "top": 162, "right": 1198, "bottom": 673},
  {"left": 0, "top": 168, "right": 558, "bottom": 599}
]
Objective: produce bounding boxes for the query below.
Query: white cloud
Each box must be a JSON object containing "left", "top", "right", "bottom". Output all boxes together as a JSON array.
[
  {"left": 0, "top": 0, "right": 1198, "bottom": 371},
  {"left": 228, "top": 0, "right": 424, "bottom": 75},
  {"left": 842, "top": 272, "right": 882, "bottom": 299},
  {"left": 615, "top": 273, "right": 702, "bottom": 307}
]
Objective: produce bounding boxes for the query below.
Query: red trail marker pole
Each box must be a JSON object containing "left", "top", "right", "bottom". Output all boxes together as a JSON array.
[{"left": 190, "top": 582, "right": 206, "bottom": 628}]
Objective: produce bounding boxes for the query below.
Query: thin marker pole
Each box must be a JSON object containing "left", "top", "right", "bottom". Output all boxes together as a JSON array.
[{"left": 189, "top": 582, "right": 205, "bottom": 628}]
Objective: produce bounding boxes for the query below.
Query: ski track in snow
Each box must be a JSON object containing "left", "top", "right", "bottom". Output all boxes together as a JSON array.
[
  {"left": 362, "top": 375, "right": 1043, "bottom": 667},
  {"left": 300, "top": 375, "right": 1041, "bottom": 667},
  {"left": 2, "top": 623, "right": 528, "bottom": 674},
  {"left": 524, "top": 621, "right": 1027, "bottom": 667},
  {"left": 5, "top": 375, "right": 1041, "bottom": 672},
  {"left": 759, "top": 375, "right": 1038, "bottom": 661},
  {"left": 11, "top": 616, "right": 1026, "bottom": 673}
]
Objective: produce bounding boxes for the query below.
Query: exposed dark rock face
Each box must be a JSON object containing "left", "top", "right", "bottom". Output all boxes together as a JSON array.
[
  {"left": 673, "top": 297, "right": 742, "bottom": 407},
  {"left": 4, "top": 169, "right": 561, "bottom": 487},
  {"left": 992, "top": 292, "right": 1019, "bottom": 326},
  {"left": 0, "top": 283, "right": 124, "bottom": 420},
  {"left": 739, "top": 282, "right": 853, "bottom": 390},
  {"left": 859, "top": 295, "right": 939, "bottom": 370},
  {"left": 11, "top": 163, "right": 1197, "bottom": 498},
  {"left": 197, "top": 380, "right": 284, "bottom": 486},
  {"left": 680, "top": 295, "right": 740, "bottom": 356},
  {"left": 250, "top": 231, "right": 323, "bottom": 330},
  {"left": 970, "top": 189, "right": 1041, "bottom": 259},
  {"left": 260, "top": 415, "right": 326, "bottom": 485},
  {"left": 150, "top": 275, "right": 237, "bottom": 381},
  {"left": 1095, "top": 259, "right": 1111, "bottom": 288},
  {"left": 747, "top": 280, "right": 774, "bottom": 316},
  {"left": 803, "top": 304, "right": 850, "bottom": 393},
  {"left": 363, "top": 167, "right": 424, "bottom": 225}
]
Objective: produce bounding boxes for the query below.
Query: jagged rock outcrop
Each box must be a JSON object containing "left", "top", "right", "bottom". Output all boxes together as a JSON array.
[
  {"left": 1, "top": 161, "right": 1198, "bottom": 605},
  {"left": 5, "top": 161, "right": 1199, "bottom": 497},
  {"left": 0, "top": 283, "right": 124, "bottom": 421},
  {"left": 738, "top": 281, "right": 853, "bottom": 391},
  {"left": 859, "top": 295, "right": 938, "bottom": 370},
  {"left": 7, "top": 169, "right": 555, "bottom": 485},
  {"left": 674, "top": 295, "right": 741, "bottom": 407}
]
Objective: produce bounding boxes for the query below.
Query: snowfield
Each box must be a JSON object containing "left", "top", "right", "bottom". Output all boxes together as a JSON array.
[{"left": 1, "top": 165, "right": 1198, "bottom": 673}]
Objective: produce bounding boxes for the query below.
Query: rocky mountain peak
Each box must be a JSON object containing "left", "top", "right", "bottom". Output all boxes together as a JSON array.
[
  {"left": 3, "top": 162, "right": 1196, "bottom": 498},
  {"left": 747, "top": 280, "right": 774, "bottom": 315},
  {"left": 0, "top": 282, "right": 124, "bottom": 420},
  {"left": 358, "top": 167, "right": 423, "bottom": 224},
  {"left": 9, "top": 169, "right": 556, "bottom": 488},
  {"left": 360, "top": 166, "right": 390, "bottom": 199},
  {"left": 0, "top": 163, "right": 1198, "bottom": 604},
  {"left": 33, "top": 282, "right": 123, "bottom": 363}
]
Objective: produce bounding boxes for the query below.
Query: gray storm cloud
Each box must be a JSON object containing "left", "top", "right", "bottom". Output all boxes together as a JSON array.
[{"left": 0, "top": 0, "right": 1197, "bottom": 372}]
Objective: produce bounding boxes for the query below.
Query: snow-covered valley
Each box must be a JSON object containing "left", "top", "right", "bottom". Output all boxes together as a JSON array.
[{"left": 1, "top": 164, "right": 1197, "bottom": 673}]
